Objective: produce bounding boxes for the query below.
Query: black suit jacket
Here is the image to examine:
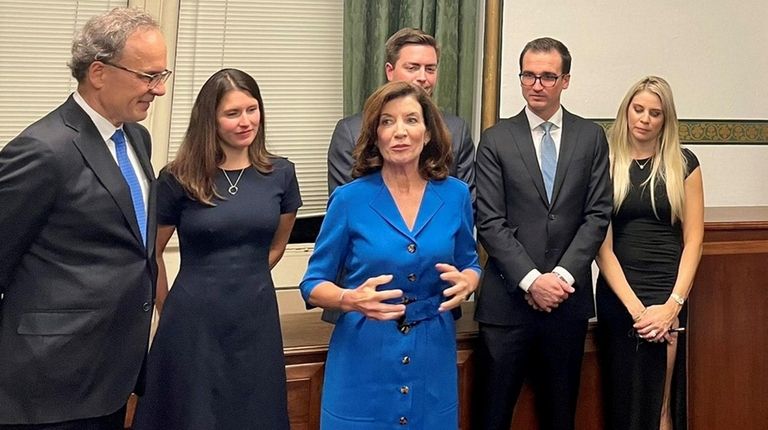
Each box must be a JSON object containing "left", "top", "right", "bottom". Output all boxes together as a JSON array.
[
  {"left": 326, "top": 111, "right": 476, "bottom": 199},
  {"left": 474, "top": 108, "right": 611, "bottom": 325},
  {"left": 0, "top": 96, "right": 157, "bottom": 424}
]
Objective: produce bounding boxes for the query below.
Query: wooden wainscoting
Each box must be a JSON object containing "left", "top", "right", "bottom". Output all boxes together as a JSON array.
[
  {"left": 125, "top": 206, "right": 768, "bottom": 429},
  {"left": 688, "top": 207, "right": 768, "bottom": 429}
]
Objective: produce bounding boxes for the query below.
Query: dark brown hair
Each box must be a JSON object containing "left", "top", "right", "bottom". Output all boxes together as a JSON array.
[
  {"left": 352, "top": 81, "right": 452, "bottom": 180},
  {"left": 167, "top": 68, "right": 272, "bottom": 205},
  {"left": 519, "top": 37, "right": 572, "bottom": 74}
]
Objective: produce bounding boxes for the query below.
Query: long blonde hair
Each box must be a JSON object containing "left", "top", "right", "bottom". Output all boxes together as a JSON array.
[{"left": 608, "top": 76, "right": 687, "bottom": 223}]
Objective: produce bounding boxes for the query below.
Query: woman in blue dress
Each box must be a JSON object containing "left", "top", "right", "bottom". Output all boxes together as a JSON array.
[
  {"left": 134, "top": 69, "right": 301, "bottom": 429},
  {"left": 300, "top": 81, "right": 481, "bottom": 430}
]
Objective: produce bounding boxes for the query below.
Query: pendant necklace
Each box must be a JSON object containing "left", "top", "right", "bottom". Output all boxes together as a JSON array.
[
  {"left": 634, "top": 158, "right": 651, "bottom": 170},
  {"left": 221, "top": 168, "right": 246, "bottom": 195}
]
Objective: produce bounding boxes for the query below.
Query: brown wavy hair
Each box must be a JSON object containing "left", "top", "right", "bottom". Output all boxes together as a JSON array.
[
  {"left": 167, "top": 68, "right": 273, "bottom": 205},
  {"left": 352, "top": 81, "right": 452, "bottom": 180}
]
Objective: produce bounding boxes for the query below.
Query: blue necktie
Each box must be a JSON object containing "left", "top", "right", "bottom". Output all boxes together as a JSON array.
[
  {"left": 112, "top": 129, "right": 147, "bottom": 245},
  {"left": 540, "top": 122, "right": 557, "bottom": 203}
]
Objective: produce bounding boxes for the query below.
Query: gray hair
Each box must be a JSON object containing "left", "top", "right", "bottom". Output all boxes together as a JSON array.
[{"left": 69, "top": 7, "right": 159, "bottom": 82}]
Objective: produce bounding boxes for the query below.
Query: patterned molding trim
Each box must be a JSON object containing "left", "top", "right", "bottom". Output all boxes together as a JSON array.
[{"left": 593, "top": 119, "right": 768, "bottom": 145}]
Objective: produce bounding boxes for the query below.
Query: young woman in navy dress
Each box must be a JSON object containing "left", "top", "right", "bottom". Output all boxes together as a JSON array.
[{"left": 134, "top": 69, "right": 301, "bottom": 429}]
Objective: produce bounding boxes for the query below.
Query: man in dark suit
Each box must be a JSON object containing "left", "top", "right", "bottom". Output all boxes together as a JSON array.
[
  {"left": 473, "top": 37, "right": 612, "bottom": 430},
  {"left": 0, "top": 8, "right": 169, "bottom": 429},
  {"left": 327, "top": 27, "right": 475, "bottom": 197}
]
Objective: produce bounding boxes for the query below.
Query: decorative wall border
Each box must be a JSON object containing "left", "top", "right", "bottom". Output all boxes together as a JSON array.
[{"left": 594, "top": 119, "right": 768, "bottom": 145}]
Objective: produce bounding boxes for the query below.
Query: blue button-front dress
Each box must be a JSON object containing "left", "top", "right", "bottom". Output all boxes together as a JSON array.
[{"left": 301, "top": 172, "right": 480, "bottom": 429}]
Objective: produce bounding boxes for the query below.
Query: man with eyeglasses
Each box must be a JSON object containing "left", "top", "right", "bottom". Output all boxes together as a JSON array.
[
  {"left": 0, "top": 7, "right": 168, "bottom": 429},
  {"left": 472, "top": 37, "right": 612, "bottom": 430}
]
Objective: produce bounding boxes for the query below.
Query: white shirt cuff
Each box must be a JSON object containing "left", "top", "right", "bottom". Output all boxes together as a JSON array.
[
  {"left": 552, "top": 266, "right": 575, "bottom": 285},
  {"left": 519, "top": 269, "right": 542, "bottom": 292}
]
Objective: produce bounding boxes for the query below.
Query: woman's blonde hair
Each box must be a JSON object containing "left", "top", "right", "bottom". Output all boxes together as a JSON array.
[{"left": 608, "top": 76, "right": 687, "bottom": 222}]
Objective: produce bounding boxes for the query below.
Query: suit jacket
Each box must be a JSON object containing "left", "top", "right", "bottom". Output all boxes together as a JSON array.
[
  {"left": 0, "top": 96, "right": 157, "bottom": 424},
  {"left": 326, "top": 111, "right": 476, "bottom": 199},
  {"left": 474, "top": 108, "right": 611, "bottom": 325}
]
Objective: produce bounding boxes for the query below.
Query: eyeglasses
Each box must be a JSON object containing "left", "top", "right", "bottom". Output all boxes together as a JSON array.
[
  {"left": 519, "top": 72, "right": 566, "bottom": 88},
  {"left": 100, "top": 61, "right": 172, "bottom": 89}
]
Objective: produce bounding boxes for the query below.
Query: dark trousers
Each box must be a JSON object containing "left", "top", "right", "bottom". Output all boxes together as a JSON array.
[
  {"left": 0, "top": 406, "right": 126, "bottom": 430},
  {"left": 473, "top": 318, "right": 589, "bottom": 430}
]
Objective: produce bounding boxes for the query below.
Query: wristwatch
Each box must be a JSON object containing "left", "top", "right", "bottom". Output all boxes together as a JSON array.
[{"left": 670, "top": 293, "right": 685, "bottom": 306}]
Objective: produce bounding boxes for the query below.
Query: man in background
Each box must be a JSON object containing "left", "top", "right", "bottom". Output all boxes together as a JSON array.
[
  {"left": 327, "top": 27, "right": 475, "bottom": 197},
  {"left": 0, "top": 7, "right": 169, "bottom": 428}
]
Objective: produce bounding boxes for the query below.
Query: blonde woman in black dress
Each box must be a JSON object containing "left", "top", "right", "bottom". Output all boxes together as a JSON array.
[{"left": 596, "top": 76, "right": 704, "bottom": 430}]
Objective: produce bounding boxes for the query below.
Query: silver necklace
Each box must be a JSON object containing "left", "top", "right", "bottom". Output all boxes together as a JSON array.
[
  {"left": 221, "top": 168, "right": 246, "bottom": 195},
  {"left": 634, "top": 158, "right": 651, "bottom": 170}
]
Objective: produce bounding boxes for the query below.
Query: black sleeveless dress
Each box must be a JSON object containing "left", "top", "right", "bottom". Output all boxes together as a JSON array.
[
  {"left": 133, "top": 158, "right": 301, "bottom": 430},
  {"left": 596, "top": 149, "right": 699, "bottom": 430}
]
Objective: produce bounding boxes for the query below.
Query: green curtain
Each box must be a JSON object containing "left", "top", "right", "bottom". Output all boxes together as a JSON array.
[{"left": 343, "top": 0, "right": 478, "bottom": 126}]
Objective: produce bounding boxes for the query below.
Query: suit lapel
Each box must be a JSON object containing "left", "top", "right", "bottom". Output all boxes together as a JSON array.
[
  {"left": 62, "top": 98, "right": 145, "bottom": 247},
  {"left": 508, "top": 111, "right": 549, "bottom": 206},
  {"left": 551, "top": 109, "right": 579, "bottom": 205}
]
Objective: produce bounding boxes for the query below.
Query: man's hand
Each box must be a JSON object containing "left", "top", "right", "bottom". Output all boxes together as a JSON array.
[{"left": 526, "top": 272, "right": 574, "bottom": 312}]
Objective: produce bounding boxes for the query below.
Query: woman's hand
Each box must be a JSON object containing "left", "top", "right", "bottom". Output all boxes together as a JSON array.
[
  {"left": 662, "top": 317, "right": 682, "bottom": 345},
  {"left": 436, "top": 263, "right": 480, "bottom": 312},
  {"left": 634, "top": 302, "right": 681, "bottom": 342},
  {"left": 342, "top": 274, "right": 405, "bottom": 320}
]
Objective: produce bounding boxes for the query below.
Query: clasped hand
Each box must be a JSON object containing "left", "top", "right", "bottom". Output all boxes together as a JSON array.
[
  {"left": 524, "top": 272, "right": 574, "bottom": 312},
  {"left": 634, "top": 303, "right": 680, "bottom": 343}
]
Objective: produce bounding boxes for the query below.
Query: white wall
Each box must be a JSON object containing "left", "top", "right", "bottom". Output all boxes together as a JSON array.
[{"left": 500, "top": 0, "right": 768, "bottom": 206}]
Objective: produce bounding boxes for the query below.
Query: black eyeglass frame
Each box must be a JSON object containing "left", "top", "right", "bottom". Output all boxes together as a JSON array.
[
  {"left": 518, "top": 72, "right": 567, "bottom": 88},
  {"left": 99, "top": 60, "right": 172, "bottom": 89}
]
